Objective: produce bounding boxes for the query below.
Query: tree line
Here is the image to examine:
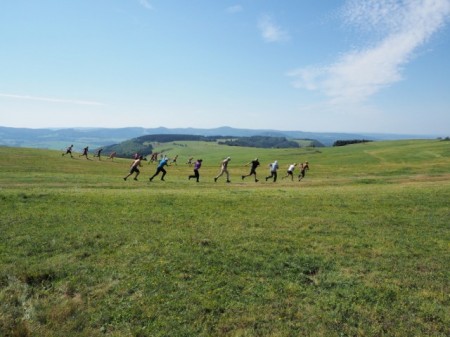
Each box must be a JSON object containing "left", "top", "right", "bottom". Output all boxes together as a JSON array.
[
  {"left": 333, "top": 139, "right": 373, "bottom": 147},
  {"left": 219, "top": 136, "right": 300, "bottom": 148}
]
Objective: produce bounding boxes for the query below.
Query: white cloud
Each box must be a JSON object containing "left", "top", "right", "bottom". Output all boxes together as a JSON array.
[
  {"left": 226, "top": 5, "right": 243, "bottom": 14},
  {"left": 258, "top": 15, "right": 290, "bottom": 43},
  {"left": 341, "top": 0, "right": 404, "bottom": 34},
  {"left": 289, "top": 0, "right": 450, "bottom": 104},
  {"left": 138, "top": 0, "right": 152, "bottom": 10},
  {"left": 0, "top": 93, "right": 105, "bottom": 106}
]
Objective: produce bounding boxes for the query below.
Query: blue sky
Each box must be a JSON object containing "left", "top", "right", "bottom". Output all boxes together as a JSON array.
[{"left": 1, "top": 0, "right": 450, "bottom": 135}]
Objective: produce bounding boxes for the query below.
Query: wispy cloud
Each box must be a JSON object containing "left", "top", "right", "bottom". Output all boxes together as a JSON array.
[
  {"left": 138, "top": 0, "right": 152, "bottom": 10},
  {"left": 258, "top": 15, "right": 290, "bottom": 43},
  {"left": 226, "top": 5, "right": 243, "bottom": 14},
  {"left": 288, "top": 0, "right": 450, "bottom": 104},
  {"left": 0, "top": 93, "right": 105, "bottom": 106}
]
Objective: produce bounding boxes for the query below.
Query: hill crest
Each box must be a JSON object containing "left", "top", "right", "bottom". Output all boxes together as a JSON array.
[{"left": 0, "top": 125, "right": 437, "bottom": 150}]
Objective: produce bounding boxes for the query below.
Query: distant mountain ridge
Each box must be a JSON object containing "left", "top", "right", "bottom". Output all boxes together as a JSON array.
[{"left": 0, "top": 125, "right": 438, "bottom": 150}]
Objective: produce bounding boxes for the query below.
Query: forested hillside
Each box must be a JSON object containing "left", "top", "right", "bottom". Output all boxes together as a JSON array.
[{"left": 101, "top": 134, "right": 322, "bottom": 157}]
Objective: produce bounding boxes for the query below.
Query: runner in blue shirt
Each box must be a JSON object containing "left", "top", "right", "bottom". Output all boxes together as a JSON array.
[{"left": 149, "top": 156, "right": 170, "bottom": 181}]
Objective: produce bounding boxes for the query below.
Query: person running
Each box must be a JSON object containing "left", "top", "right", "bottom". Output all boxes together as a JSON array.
[
  {"left": 62, "top": 144, "right": 74, "bottom": 158},
  {"left": 123, "top": 156, "right": 143, "bottom": 181},
  {"left": 242, "top": 158, "right": 260, "bottom": 182},
  {"left": 107, "top": 151, "right": 117, "bottom": 161},
  {"left": 149, "top": 156, "right": 170, "bottom": 181},
  {"left": 93, "top": 148, "right": 103, "bottom": 160},
  {"left": 150, "top": 152, "right": 159, "bottom": 163},
  {"left": 283, "top": 163, "right": 297, "bottom": 181},
  {"left": 79, "top": 146, "right": 89, "bottom": 159},
  {"left": 214, "top": 157, "right": 231, "bottom": 183},
  {"left": 188, "top": 159, "right": 203, "bottom": 182},
  {"left": 265, "top": 160, "right": 279, "bottom": 182},
  {"left": 171, "top": 155, "right": 179, "bottom": 165},
  {"left": 186, "top": 157, "right": 194, "bottom": 166},
  {"left": 298, "top": 161, "right": 309, "bottom": 181}
]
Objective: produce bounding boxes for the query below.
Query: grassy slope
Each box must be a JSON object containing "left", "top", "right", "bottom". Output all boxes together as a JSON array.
[{"left": 0, "top": 140, "right": 449, "bottom": 337}]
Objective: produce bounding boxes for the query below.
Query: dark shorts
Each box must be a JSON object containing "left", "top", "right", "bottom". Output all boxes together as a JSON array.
[
  {"left": 156, "top": 167, "right": 166, "bottom": 174},
  {"left": 130, "top": 166, "right": 140, "bottom": 174}
]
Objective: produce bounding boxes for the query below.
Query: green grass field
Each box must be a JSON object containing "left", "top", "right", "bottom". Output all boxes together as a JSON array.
[{"left": 1, "top": 140, "right": 449, "bottom": 337}]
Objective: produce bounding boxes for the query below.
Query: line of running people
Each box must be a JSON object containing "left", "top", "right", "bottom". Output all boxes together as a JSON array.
[
  {"left": 62, "top": 144, "right": 116, "bottom": 161},
  {"left": 62, "top": 145, "right": 309, "bottom": 183},
  {"left": 123, "top": 155, "right": 309, "bottom": 183}
]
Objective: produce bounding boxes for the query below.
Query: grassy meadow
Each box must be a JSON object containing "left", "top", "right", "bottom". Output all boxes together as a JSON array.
[{"left": 0, "top": 140, "right": 449, "bottom": 336}]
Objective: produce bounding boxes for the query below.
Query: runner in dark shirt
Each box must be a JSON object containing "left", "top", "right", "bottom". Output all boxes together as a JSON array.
[
  {"left": 62, "top": 144, "right": 74, "bottom": 158},
  {"left": 242, "top": 158, "right": 260, "bottom": 182}
]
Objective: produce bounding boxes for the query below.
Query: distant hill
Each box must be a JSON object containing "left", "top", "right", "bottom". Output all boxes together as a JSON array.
[
  {"left": 101, "top": 134, "right": 320, "bottom": 158},
  {"left": 219, "top": 136, "right": 303, "bottom": 149},
  {"left": 101, "top": 134, "right": 220, "bottom": 158},
  {"left": 0, "top": 126, "right": 439, "bottom": 151}
]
